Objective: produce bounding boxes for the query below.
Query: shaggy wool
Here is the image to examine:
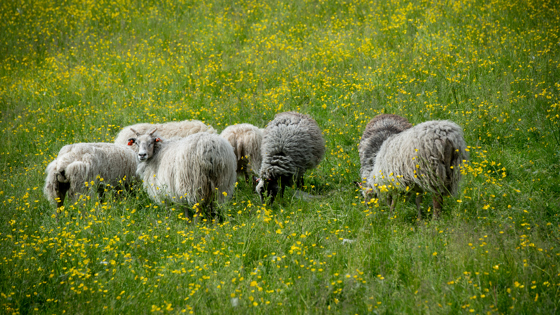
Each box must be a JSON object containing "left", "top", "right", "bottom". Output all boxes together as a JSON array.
[
  {"left": 44, "top": 143, "right": 138, "bottom": 206},
  {"left": 366, "top": 119, "right": 468, "bottom": 197},
  {"left": 135, "top": 132, "right": 237, "bottom": 208},
  {"left": 220, "top": 123, "right": 264, "bottom": 176}
]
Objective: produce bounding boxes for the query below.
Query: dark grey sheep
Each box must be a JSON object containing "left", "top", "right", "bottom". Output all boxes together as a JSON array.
[{"left": 256, "top": 112, "right": 325, "bottom": 205}]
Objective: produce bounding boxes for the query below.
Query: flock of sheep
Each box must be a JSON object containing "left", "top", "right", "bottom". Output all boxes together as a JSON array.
[{"left": 44, "top": 111, "right": 468, "bottom": 221}]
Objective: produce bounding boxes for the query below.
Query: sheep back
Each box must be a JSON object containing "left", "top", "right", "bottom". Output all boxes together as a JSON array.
[
  {"left": 359, "top": 114, "right": 412, "bottom": 181},
  {"left": 259, "top": 112, "right": 325, "bottom": 180},
  {"left": 137, "top": 133, "right": 236, "bottom": 206},
  {"left": 44, "top": 143, "right": 138, "bottom": 204},
  {"left": 220, "top": 123, "right": 264, "bottom": 175},
  {"left": 114, "top": 119, "right": 216, "bottom": 145},
  {"left": 368, "top": 120, "right": 468, "bottom": 196}
]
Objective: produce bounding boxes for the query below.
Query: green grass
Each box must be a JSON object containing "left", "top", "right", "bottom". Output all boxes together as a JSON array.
[{"left": 1, "top": 0, "right": 560, "bottom": 313}]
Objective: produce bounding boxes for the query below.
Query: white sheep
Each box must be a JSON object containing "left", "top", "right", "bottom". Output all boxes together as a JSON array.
[
  {"left": 256, "top": 112, "right": 325, "bottom": 205},
  {"left": 359, "top": 114, "right": 413, "bottom": 183},
  {"left": 44, "top": 143, "right": 138, "bottom": 210},
  {"left": 362, "top": 117, "right": 468, "bottom": 219},
  {"left": 128, "top": 128, "right": 236, "bottom": 220},
  {"left": 114, "top": 119, "right": 216, "bottom": 146},
  {"left": 220, "top": 123, "right": 264, "bottom": 182}
]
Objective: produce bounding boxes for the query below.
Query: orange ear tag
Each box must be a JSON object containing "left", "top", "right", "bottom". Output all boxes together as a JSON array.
[
  {"left": 127, "top": 140, "right": 134, "bottom": 146},
  {"left": 155, "top": 138, "right": 161, "bottom": 142}
]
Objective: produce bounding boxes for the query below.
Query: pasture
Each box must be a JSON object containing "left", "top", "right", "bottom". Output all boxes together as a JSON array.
[{"left": 1, "top": 0, "right": 559, "bottom": 313}]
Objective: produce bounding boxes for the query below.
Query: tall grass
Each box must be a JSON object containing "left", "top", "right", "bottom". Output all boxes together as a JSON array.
[{"left": 1, "top": 0, "right": 559, "bottom": 313}]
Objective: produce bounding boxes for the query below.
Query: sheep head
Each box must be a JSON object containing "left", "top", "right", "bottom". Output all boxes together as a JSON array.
[
  {"left": 129, "top": 128, "right": 161, "bottom": 161},
  {"left": 256, "top": 176, "right": 279, "bottom": 205}
]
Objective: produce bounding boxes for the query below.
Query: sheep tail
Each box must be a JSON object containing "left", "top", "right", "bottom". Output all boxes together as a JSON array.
[
  {"left": 236, "top": 138, "right": 245, "bottom": 161},
  {"left": 44, "top": 161, "right": 59, "bottom": 204},
  {"left": 44, "top": 160, "right": 73, "bottom": 207}
]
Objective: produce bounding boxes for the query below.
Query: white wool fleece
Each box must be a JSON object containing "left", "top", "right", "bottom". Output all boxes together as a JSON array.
[
  {"left": 136, "top": 132, "right": 237, "bottom": 207},
  {"left": 367, "top": 120, "right": 468, "bottom": 197},
  {"left": 220, "top": 123, "right": 264, "bottom": 176},
  {"left": 44, "top": 143, "right": 138, "bottom": 205}
]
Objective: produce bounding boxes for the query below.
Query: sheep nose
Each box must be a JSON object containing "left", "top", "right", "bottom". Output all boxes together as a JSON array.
[{"left": 138, "top": 153, "right": 147, "bottom": 159}]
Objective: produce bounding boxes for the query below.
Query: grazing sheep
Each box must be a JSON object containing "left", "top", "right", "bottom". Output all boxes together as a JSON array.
[
  {"left": 114, "top": 119, "right": 216, "bottom": 146},
  {"left": 128, "top": 128, "right": 236, "bottom": 220},
  {"left": 44, "top": 143, "right": 138, "bottom": 210},
  {"left": 359, "top": 114, "right": 413, "bottom": 183},
  {"left": 220, "top": 123, "right": 264, "bottom": 182},
  {"left": 256, "top": 112, "right": 325, "bottom": 205},
  {"left": 361, "top": 117, "right": 468, "bottom": 219}
]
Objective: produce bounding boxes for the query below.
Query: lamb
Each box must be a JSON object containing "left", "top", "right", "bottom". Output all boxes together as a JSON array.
[
  {"left": 219, "top": 123, "right": 264, "bottom": 182},
  {"left": 114, "top": 119, "right": 216, "bottom": 146},
  {"left": 360, "top": 115, "right": 468, "bottom": 219},
  {"left": 128, "top": 128, "right": 236, "bottom": 220},
  {"left": 44, "top": 143, "right": 139, "bottom": 210},
  {"left": 256, "top": 112, "right": 325, "bottom": 205}
]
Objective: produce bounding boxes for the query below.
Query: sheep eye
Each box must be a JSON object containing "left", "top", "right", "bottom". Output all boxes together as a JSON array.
[{"left": 127, "top": 139, "right": 135, "bottom": 146}]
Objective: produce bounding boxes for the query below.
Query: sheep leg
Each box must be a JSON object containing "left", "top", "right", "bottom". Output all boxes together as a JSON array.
[
  {"left": 55, "top": 180, "right": 70, "bottom": 209},
  {"left": 432, "top": 194, "right": 443, "bottom": 219},
  {"left": 97, "top": 184, "right": 106, "bottom": 204},
  {"left": 416, "top": 194, "right": 423, "bottom": 220},
  {"left": 280, "top": 183, "right": 286, "bottom": 199},
  {"left": 388, "top": 195, "right": 396, "bottom": 216},
  {"left": 297, "top": 175, "right": 304, "bottom": 189},
  {"left": 183, "top": 208, "right": 192, "bottom": 222},
  {"left": 280, "top": 175, "right": 290, "bottom": 199},
  {"left": 268, "top": 194, "right": 276, "bottom": 206},
  {"left": 195, "top": 207, "right": 204, "bottom": 224},
  {"left": 209, "top": 202, "right": 221, "bottom": 224}
]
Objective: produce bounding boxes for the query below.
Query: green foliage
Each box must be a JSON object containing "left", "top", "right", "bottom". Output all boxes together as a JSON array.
[{"left": 1, "top": 0, "right": 559, "bottom": 313}]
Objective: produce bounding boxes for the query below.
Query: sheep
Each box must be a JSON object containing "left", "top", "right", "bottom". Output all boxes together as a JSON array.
[
  {"left": 114, "top": 119, "right": 216, "bottom": 146},
  {"left": 358, "top": 114, "right": 413, "bottom": 183},
  {"left": 128, "top": 128, "right": 237, "bottom": 221},
  {"left": 44, "top": 143, "right": 139, "bottom": 211},
  {"left": 360, "top": 116, "right": 468, "bottom": 219},
  {"left": 219, "top": 123, "right": 264, "bottom": 182},
  {"left": 256, "top": 112, "right": 325, "bottom": 205}
]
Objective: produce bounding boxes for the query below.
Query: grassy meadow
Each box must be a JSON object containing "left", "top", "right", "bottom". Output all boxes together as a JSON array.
[{"left": 1, "top": 0, "right": 560, "bottom": 313}]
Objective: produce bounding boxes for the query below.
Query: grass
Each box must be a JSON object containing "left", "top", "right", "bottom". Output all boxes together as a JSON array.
[{"left": 1, "top": 0, "right": 559, "bottom": 313}]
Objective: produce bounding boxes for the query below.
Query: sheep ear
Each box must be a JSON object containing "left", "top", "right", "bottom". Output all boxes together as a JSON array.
[
  {"left": 148, "top": 128, "right": 157, "bottom": 136},
  {"left": 130, "top": 128, "right": 140, "bottom": 137}
]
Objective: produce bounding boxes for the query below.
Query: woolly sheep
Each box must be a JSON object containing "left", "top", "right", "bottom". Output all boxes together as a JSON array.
[
  {"left": 361, "top": 116, "right": 468, "bottom": 219},
  {"left": 114, "top": 119, "right": 216, "bottom": 146},
  {"left": 128, "top": 128, "right": 236, "bottom": 220},
  {"left": 256, "top": 112, "right": 325, "bottom": 205},
  {"left": 359, "top": 114, "right": 413, "bottom": 183},
  {"left": 220, "top": 123, "right": 264, "bottom": 182},
  {"left": 44, "top": 143, "right": 138, "bottom": 210}
]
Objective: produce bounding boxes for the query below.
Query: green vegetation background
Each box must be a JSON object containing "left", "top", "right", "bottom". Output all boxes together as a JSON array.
[{"left": 1, "top": 0, "right": 559, "bottom": 313}]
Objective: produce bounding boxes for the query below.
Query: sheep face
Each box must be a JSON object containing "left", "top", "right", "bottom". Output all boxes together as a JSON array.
[{"left": 128, "top": 128, "right": 160, "bottom": 161}]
